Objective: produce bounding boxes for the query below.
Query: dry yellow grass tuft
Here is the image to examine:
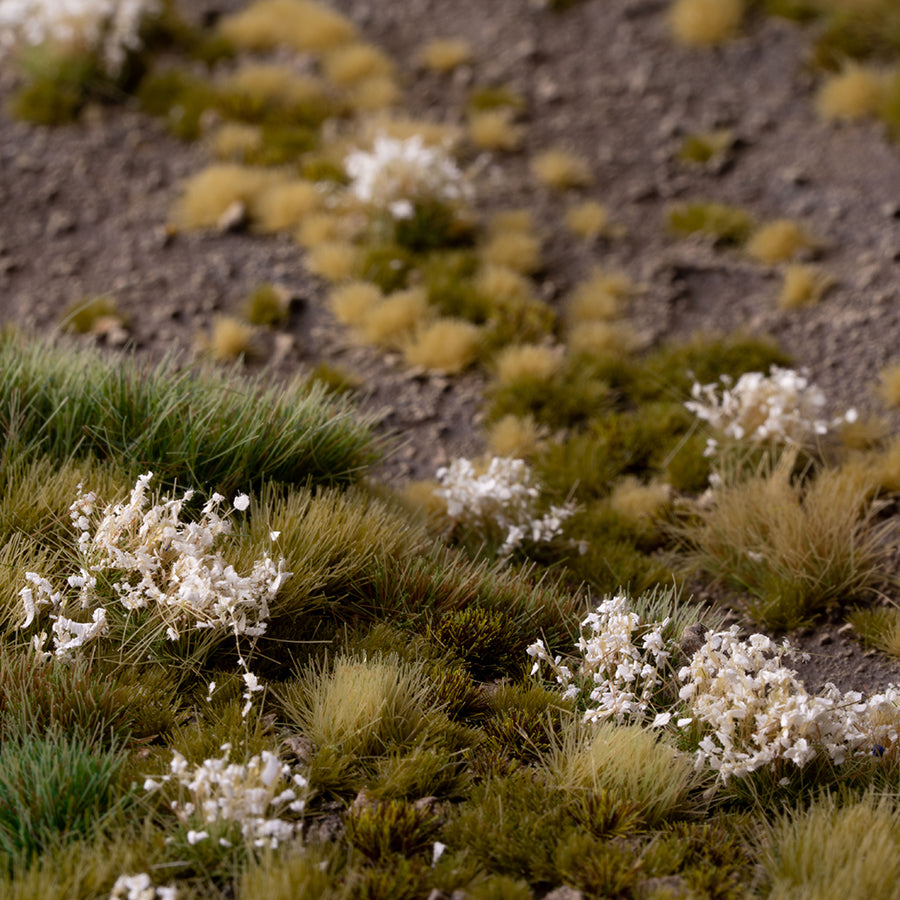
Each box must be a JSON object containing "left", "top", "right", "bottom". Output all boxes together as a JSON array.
[
  {"left": 211, "top": 123, "right": 264, "bottom": 161},
  {"left": 174, "top": 165, "right": 283, "bottom": 229},
  {"left": 668, "top": 0, "right": 744, "bottom": 47},
  {"left": 816, "top": 62, "right": 889, "bottom": 121},
  {"left": 487, "top": 414, "right": 546, "bottom": 458},
  {"left": 474, "top": 265, "right": 535, "bottom": 307},
  {"left": 567, "top": 320, "right": 641, "bottom": 356},
  {"left": 567, "top": 268, "right": 633, "bottom": 324},
  {"left": 778, "top": 265, "right": 833, "bottom": 310},
  {"left": 467, "top": 108, "right": 523, "bottom": 151},
  {"left": 347, "top": 76, "right": 401, "bottom": 111},
  {"left": 363, "top": 116, "right": 460, "bottom": 148},
  {"left": 360, "top": 288, "right": 430, "bottom": 348},
  {"left": 329, "top": 281, "right": 383, "bottom": 326},
  {"left": 207, "top": 316, "right": 259, "bottom": 362},
  {"left": 221, "top": 64, "right": 330, "bottom": 109},
  {"left": 418, "top": 38, "right": 473, "bottom": 73},
  {"left": 488, "top": 209, "right": 536, "bottom": 235},
  {"left": 480, "top": 231, "right": 542, "bottom": 274},
  {"left": 746, "top": 219, "right": 813, "bottom": 265},
  {"left": 878, "top": 363, "right": 900, "bottom": 409},
  {"left": 403, "top": 319, "right": 481, "bottom": 373},
  {"left": 564, "top": 200, "right": 612, "bottom": 240},
  {"left": 322, "top": 43, "right": 395, "bottom": 87},
  {"left": 296, "top": 212, "right": 352, "bottom": 248},
  {"left": 306, "top": 242, "right": 360, "bottom": 282},
  {"left": 219, "top": 0, "right": 357, "bottom": 52},
  {"left": 495, "top": 343, "right": 561, "bottom": 385},
  {"left": 609, "top": 476, "right": 672, "bottom": 524},
  {"left": 531, "top": 149, "right": 593, "bottom": 190},
  {"left": 251, "top": 179, "right": 323, "bottom": 232}
]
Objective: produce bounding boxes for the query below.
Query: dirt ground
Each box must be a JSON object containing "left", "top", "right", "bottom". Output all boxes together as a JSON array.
[{"left": 1, "top": 0, "right": 899, "bottom": 692}]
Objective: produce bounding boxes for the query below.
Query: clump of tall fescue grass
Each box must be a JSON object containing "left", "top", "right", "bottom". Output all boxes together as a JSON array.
[
  {"left": 674, "top": 451, "right": 889, "bottom": 628},
  {"left": 0, "top": 335, "right": 377, "bottom": 493}
]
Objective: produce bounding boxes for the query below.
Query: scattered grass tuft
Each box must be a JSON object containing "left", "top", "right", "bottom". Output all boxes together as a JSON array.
[
  {"left": 60, "top": 296, "right": 122, "bottom": 335},
  {"left": 669, "top": 0, "right": 745, "bottom": 47},
  {"left": 543, "top": 720, "right": 701, "bottom": 827},
  {"left": 360, "top": 288, "right": 430, "bottom": 349},
  {"left": 219, "top": 0, "right": 358, "bottom": 53},
  {"left": 307, "top": 241, "right": 360, "bottom": 282},
  {"left": 204, "top": 316, "right": 259, "bottom": 362},
  {"left": 762, "top": 793, "right": 900, "bottom": 900},
  {"left": 848, "top": 606, "right": 900, "bottom": 658},
  {"left": 674, "top": 451, "right": 888, "bottom": 629},
  {"left": 877, "top": 363, "right": 900, "bottom": 408},
  {"left": 418, "top": 38, "right": 473, "bottom": 73},
  {"left": 345, "top": 799, "right": 441, "bottom": 863},
  {"left": 467, "top": 108, "right": 524, "bottom": 151},
  {"left": 667, "top": 201, "right": 755, "bottom": 245},
  {"left": 676, "top": 129, "right": 734, "bottom": 165},
  {"left": 531, "top": 149, "right": 593, "bottom": 190},
  {"left": 403, "top": 319, "right": 482, "bottom": 374},
  {"left": 778, "top": 264, "right": 833, "bottom": 310},
  {"left": 0, "top": 336, "right": 377, "bottom": 492},
  {"left": 244, "top": 283, "right": 290, "bottom": 327},
  {"left": 0, "top": 726, "right": 131, "bottom": 870},
  {"left": 322, "top": 42, "right": 395, "bottom": 87},
  {"left": 746, "top": 219, "right": 813, "bottom": 265},
  {"left": 564, "top": 200, "right": 612, "bottom": 240},
  {"left": 816, "top": 62, "right": 889, "bottom": 121}
]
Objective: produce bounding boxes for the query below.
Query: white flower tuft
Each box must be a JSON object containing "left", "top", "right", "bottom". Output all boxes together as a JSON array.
[
  {"left": 685, "top": 366, "right": 855, "bottom": 455},
  {"left": 345, "top": 134, "right": 472, "bottom": 220},
  {"left": 435, "top": 456, "right": 573, "bottom": 556},
  {"left": 0, "top": 0, "right": 161, "bottom": 73}
]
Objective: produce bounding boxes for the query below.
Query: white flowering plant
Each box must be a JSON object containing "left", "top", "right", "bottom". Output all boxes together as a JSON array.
[
  {"left": 110, "top": 873, "right": 177, "bottom": 900},
  {"left": 0, "top": 0, "right": 162, "bottom": 75},
  {"left": 529, "top": 591, "right": 900, "bottom": 783},
  {"left": 19, "top": 473, "right": 289, "bottom": 714},
  {"left": 685, "top": 365, "right": 856, "bottom": 458},
  {"left": 143, "top": 743, "right": 308, "bottom": 852},
  {"left": 435, "top": 456, "right": 574, "bottom": 558},
  {"left": 344, "top": 134, "right": 475, "bottom": 250}
]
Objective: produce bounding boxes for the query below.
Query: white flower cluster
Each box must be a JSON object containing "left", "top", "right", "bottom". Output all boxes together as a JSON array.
[
  {"left": 20, "top": 473, "right": 289, "bottom": 663},
  {"left": 435, "top": 456, "right": 574, "bottom": 556},
  {"left": 530, "top": 594, "right": 900, "bottom": 781},
  {"left": 110, "top": 874, "right": 176, "bottom": 900},
  {"left": 679, "top": 628, "right": 900, "bottom": 779},
  {"left": 144, "top": 744, "right": 307, "bottom": 850},
  {"left": 344, "top": 134, "right": 472, "bottom": 220},
  {"left": 0, "top": 0, "right": 160, "bottom": 73},
  {"left": 685, "top": 366, "right": 856, "bottom": 456},
  {"left": 527, "top": 593, "right": 674, "bottom": 724}
]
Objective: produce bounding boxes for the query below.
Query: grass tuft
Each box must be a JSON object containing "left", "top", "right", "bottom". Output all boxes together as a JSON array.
[
  {"left": 669, "top": 0, "right": 745, "bottom": 47},
  {"left": 564, "top": 200, "right": 613, "bottom": 240},
  {"left": 674, "top": 451, "right": 888, "bottom": 629},
  {"left": 531, "top": 149, "right": 593, "bottom": 190},
  {"left": 746, "top": 219, "right": 813, "bottom": 265},
  {"left": 403, "top": 319, "right": 482, "bottom": 374},
  {"left": 778, "top": 264, "right": 833, "bottom": 310},
  {"left": 816, "top": 61, "right": 889, "bottom": 121},
  {"left": 419, "top": 38, "right": 473, "bottom": 73},
  {"left": 667, "top": 201, "right": 755, "bottom": 245},
  {"left": 0, "top": 336, "right": 377, "bottom": 492}
]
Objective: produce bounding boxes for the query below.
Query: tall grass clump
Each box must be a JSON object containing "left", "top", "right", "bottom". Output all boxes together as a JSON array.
[
  {"left": 0, "top": 336, "right": 377, "bottom": 492},
  {"left": 0, "top": 727, "right": 130, "bottom": 871},
  {"left": 674, "top": 452, "right": 889, "bottom": 628},
  {"left": 762, "top": 793, "right": 900, "bottom": 900}
]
